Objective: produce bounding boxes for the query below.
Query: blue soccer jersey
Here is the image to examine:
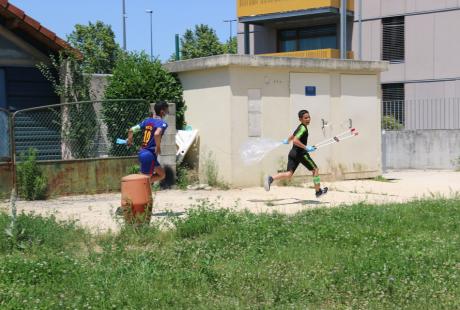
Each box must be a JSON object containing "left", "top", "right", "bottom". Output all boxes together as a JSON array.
[{"left": 139, "top": 117, "right": 168, "bottom": 153}]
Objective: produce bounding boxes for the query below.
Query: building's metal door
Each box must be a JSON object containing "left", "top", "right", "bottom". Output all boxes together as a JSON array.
[{"left": 290, "top": 73, "right": 332, "bottom": 174}]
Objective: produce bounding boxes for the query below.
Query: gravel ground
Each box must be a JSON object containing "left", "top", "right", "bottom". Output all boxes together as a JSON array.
[{"left": 1, "top": 170, "right": 459, "bottom": 233}]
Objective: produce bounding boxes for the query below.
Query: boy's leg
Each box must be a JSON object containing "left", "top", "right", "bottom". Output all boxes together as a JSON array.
[
  {"left": 264, "top": 156, "right": 298, "bottom": 191},
  {"left": 300, "top": 154, "right": 328, "bottom": 197},
  {"left": 150, "top": 166, "right": 165, "bottom": 183},
  {"left": 139, "top": 149, "right": 155, "bottom": 176},
  {"left": 312, "top": 168, "right": 320, "bottom": 192},
  {"left": 149, "top": 153, "right": 165, "bottom": 183}
]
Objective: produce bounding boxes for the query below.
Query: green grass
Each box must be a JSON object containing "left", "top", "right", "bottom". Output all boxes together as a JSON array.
[
  {"left": 1, "top": 199, "right": 459, "bottom": 309},
  {"left": 373, "top": 175, "right": 392, "bottom": 182}
]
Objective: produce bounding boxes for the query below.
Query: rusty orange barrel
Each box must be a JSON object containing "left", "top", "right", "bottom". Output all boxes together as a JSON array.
[{"left": 121, "top": 174, "right": 153, "bottom": 225}]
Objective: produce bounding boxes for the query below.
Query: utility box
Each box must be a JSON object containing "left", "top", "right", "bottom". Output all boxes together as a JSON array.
[{"left": 165, "top": 55, "right": 387, "bottom": 187}]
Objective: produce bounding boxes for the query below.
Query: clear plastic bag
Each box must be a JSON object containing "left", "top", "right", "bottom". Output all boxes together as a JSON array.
[{"left": 240, "top": 138, "right": 282, "bottom": 166}]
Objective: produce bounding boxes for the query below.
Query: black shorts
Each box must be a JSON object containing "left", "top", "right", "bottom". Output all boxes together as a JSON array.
[{"left": 287, "top": 148, "right": 317, "bottom": 172}]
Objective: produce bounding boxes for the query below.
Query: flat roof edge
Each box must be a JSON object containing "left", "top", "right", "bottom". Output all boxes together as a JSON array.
[{"left": 164, "top": 54, "right": 389, "bottom": 74}]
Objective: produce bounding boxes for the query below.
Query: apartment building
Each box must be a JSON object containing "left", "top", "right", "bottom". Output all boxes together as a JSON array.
[
  {"left": 238, "top": 0, "right": 460, "bottom": 100},
  {"left": 355, "top": 1, "right": 460, "bottom": 102},
  {"left": 237, "top": 0, "right": 354, "bottom": 59}
]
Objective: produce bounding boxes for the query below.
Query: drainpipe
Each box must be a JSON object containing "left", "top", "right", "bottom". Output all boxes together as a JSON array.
[
  {"left": 359, "top": 0, "right": 362, "bottom": 60},
  {"left": 340, "top": 0, "right": 347, "bottom": 59}
]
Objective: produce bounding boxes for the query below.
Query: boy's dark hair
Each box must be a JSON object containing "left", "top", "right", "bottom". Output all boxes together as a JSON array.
[
  {"left": 298, "top": 110, "right": 309, "bottom": 119},
  {"left": 154, "top": 101, "right": 169, "bottom": 115}
]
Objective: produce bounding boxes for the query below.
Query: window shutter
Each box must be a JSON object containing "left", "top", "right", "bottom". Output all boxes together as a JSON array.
[{"left": 382, "top": 17, "right": 405, "bottom": 63}]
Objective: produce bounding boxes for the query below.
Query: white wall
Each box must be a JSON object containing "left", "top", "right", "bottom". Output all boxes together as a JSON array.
[
  {"left": 229, "top": 67, "right": 292, "bottom": 186},
  {"left": 355, "top": 4, "right": 460, "bottom": 99},
  {"left": 336, "top": 74, "right": 381, "bottom": 177},
  {"left": 178, "top": 68, "right": 233, "bottom": 183},
  {"left": 384, "top": 130, "right": 460, "bottom": 169},
  {"left": 355, "top": 0, "right": 460, "bottom": 20}
]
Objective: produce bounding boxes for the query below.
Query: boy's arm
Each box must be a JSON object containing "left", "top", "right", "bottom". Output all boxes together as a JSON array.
[
  {"left": 154, "top": 127, "right": 162, "bottom": 154},
  {"left": 292, "top": 136, "right": 306, "bottom": 149},
  {"left": 127, "top": 125, "right": 141, "bottom": 146}
]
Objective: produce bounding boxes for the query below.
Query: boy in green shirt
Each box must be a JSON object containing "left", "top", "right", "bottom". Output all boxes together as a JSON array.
[{"left": 264, "top": 110, "right": 328, "bottom": 198}]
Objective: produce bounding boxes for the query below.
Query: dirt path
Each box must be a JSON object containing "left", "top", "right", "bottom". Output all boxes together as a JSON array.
[{"left": 1, "top": 170, "right": 459, "bottom": 233}]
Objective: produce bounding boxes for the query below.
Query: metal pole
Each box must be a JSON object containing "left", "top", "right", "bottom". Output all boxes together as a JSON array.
[
  {"left": 175, "top": 34, "right": 180, "bottom": 61},
  {"left": 10, "top": 112, "right": 17, "bottom": 193},
  {"left": 146, "top": 10, "right": 153, "bottom": 60},
  {"left": 340, "top": 0, "right": 347, "bottom": 59},
  {"left": 359, "top": 0, "right": 362, "bottom": 60},
  {"left": 224, "top": 19, "right": 237, "bottom": 43},
  {"left": 122, "top": 0, "right": 127, "bottom": 50}
]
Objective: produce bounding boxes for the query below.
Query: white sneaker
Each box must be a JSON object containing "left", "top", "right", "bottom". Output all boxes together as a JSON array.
[{"left": 264, "top": 176, "right": 273, "bottom": 192}]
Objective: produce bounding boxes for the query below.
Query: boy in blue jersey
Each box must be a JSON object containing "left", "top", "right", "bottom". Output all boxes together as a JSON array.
[
  {"left": 127, "top": 101, "right": 169, "bottom": 183},
  {"left": 264, "top": 110, "right": 328, "bottom": 198}
]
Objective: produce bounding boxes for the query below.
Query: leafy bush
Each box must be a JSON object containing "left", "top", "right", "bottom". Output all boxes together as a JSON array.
[
  {"left": 66, "top": 21, "right": 120, "bottom": 74},
  {"left": 38, "top": 51, "right": 98, "bottom": 159},
  {"left": 1, "top": 212, "right": 85, "bottom": 254},
  {"left": 126, "top": 164, "right": 140, "bottom": 175},
  {"left": 382, "top": 115, "right": 403, "bottom": 130},
  {"left": 172, "top": 200, "right": 235, "bottom": 238},
  {"left": 200, "top": 152, "right": 229, "bottom": 189},
  {"left": 16, "top": 149, "right": 48, "bottom": 200},
  {"left": 176, "top": 163, "right": 190, "bottom": 190},
  {"left": 103, "top": 52, "right": 186, "bottom": 156}
]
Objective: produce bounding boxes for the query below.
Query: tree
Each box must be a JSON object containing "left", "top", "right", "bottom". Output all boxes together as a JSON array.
[
  {"left": 37, "top": 50, "right": 99, "bottom": 159},
  {"left": 180, "top": 24, "right": 225, "bottom": 60},
  {"left": 67, "top": 21, "right": 120, "bottom": 74},
  {"left": 103, "top": 52, "right": 185, "bottom": 156},
  {"left": 224, "top": 36, "right": 237, "bottom": 54}
]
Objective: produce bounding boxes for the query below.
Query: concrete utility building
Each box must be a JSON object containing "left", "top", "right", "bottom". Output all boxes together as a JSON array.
[{"left": 165, "top": 55, "right": 387, "bottom": 186}]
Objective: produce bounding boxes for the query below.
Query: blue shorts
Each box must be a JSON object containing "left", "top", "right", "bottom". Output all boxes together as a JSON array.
[{"left": 138, "top": 149, "right": 160, "bottom": 175}]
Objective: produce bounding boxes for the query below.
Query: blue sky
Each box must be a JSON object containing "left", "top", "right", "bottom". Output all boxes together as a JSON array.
[{"left": 10, "top": 0, "right": 237, "bottom": 62}]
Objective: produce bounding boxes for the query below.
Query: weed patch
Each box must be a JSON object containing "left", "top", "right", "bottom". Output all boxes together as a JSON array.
[{"left": 0, "top": 199, "right": 459, "bottom": 308}]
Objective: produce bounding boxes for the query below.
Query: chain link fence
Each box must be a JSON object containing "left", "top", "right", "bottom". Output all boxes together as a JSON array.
[
  {"left": 12, "top": 99, "right": 151, "bottom": 161},
  {"left": 382, "top": 98, "right": 460, "bottom": 130},
  {"left": 0, "top": 108, "right": 11, "bottom": 163}
]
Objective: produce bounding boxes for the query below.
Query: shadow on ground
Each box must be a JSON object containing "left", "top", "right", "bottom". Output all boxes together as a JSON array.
[
  {"left": 247, "top": 198, "right": 325, "bottom": 206},
  {"left": 152, "top": 211, "right": 186, "bottom": 217}
]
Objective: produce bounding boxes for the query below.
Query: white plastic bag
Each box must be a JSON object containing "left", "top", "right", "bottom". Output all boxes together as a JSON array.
[{"left": 240, "top": 138, "right": 282, "bottom": 166}]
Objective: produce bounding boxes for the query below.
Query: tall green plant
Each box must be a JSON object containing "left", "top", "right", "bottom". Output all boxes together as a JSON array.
[
  {"left": 103, "top": 52, "right": 185, "bottom": 155},
  {"left": 17, "top": 149, "right": 47, "bottom": 200},
  {"left": 180, "top": 24, "right": 225, "bottom": 60},
  {"left": 37, "top": 50, "right": 98, "bottom": 159},
  {"left": 67, "top": 21, "right": 120, "bottom": 74}
]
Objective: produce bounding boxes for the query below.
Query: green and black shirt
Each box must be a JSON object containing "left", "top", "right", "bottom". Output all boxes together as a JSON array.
[{"left": 292, "top": 123, "right": 309, "bottom": 154}]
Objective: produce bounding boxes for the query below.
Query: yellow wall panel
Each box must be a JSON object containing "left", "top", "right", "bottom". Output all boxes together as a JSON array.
[
  {"left": 261, "top": 49, "right": 354, "bottom": 59},
  {"left": 238, "top": 0, "right": 354, "bottom": 18}
]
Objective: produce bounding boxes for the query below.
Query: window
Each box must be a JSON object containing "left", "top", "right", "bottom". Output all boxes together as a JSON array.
[
  {"left": 278, "top": 24, "right": 337, "bottom": 53},
  {"left": 299, "top": 25, "right": 337, "bottom": 51},
  {"left": 279, "top": 30, "right": 297, "bottom": 52},
  {"left": 382, "top": 17, "right": 405, "bottom": 63},
  {"left": 382, "top": 83, "right": 405, "bottom": 126}
]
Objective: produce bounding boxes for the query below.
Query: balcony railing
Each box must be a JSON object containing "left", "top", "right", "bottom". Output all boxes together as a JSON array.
[
  {"left": 238, "top": 0, "right": 354, "bottom": 18},
  {"left": 261, "top": 49, "right": 354, "bottom": 60}
]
